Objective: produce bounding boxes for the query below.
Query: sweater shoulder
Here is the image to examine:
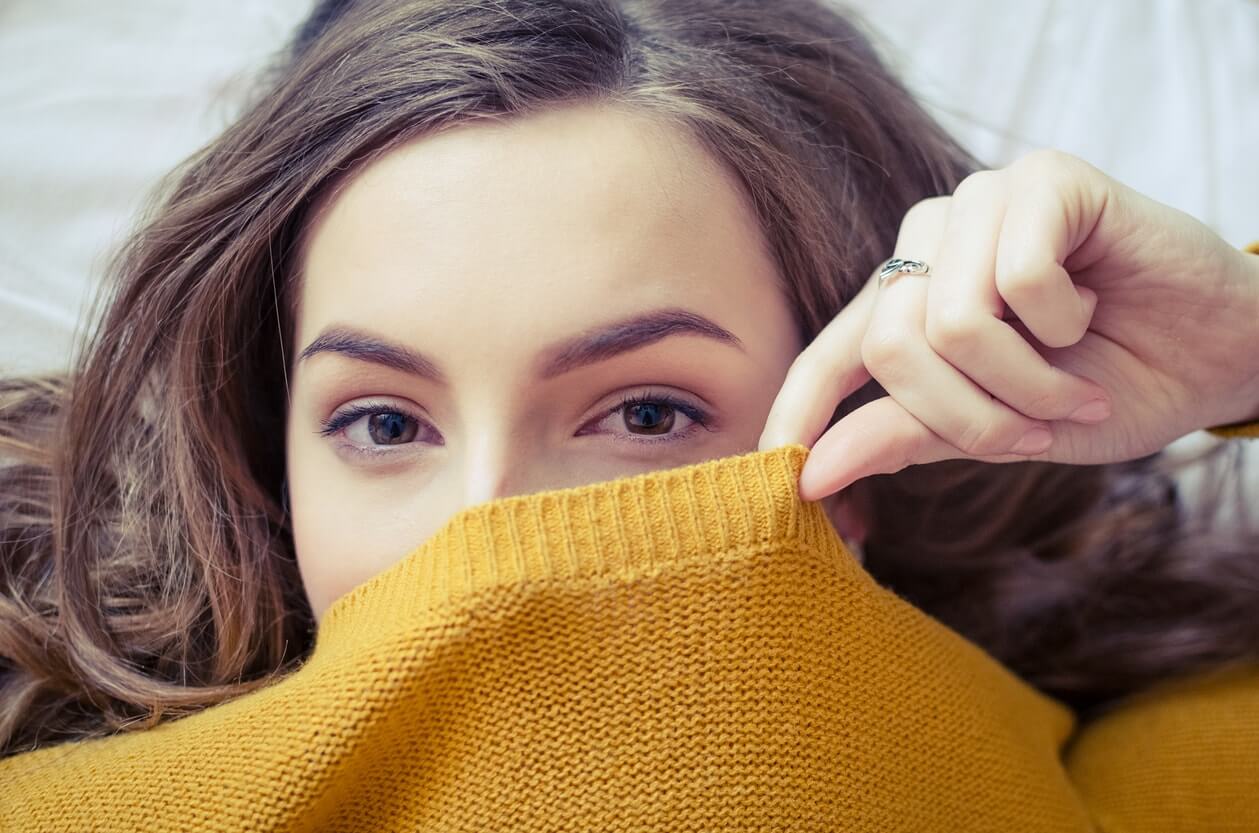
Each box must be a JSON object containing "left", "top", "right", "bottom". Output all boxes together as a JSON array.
[{"left": 1064, "top": 663, "right": 1259, "bottom": 831}]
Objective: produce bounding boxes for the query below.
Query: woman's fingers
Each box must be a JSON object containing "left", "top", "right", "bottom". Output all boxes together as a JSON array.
[
  {"left": 994, "top": 150, "right": 1106, "bottom": 349},
  {"left": 862, "top": 268, "right": 1055, "bottom": 458},
  {"left": 757, "top": 265, "right": 879, "bottom": 452},
  {"left": 798, "top": 395, "right": 1037, "bottom": 500},
  {"left": 925, "top": 167, "right": 1112, "bottom": 422},
  {"left": 758, "top": 197, "right": 946, "bottom": 453},
  {"left": 764, "top": 156, "right": 1119, "bottom": 502}
]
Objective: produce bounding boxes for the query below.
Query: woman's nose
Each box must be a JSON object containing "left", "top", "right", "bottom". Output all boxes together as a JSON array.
[{"left": 456, "top": 442, "right": 556, "bottom": 509}]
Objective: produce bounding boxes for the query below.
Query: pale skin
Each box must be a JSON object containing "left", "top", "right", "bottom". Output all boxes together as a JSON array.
[
  {"left": 287, "top": 103, "right": 1259, "bottom": 623},
  {"left": 759, "top": 149, "right": 1259, "bottom": 500},
  {"left": 286, "top": 101, "right": 848, "bottom": 621}
]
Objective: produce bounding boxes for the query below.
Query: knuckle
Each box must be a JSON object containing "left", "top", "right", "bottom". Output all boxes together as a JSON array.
[
  {"left": 899, "top": 196, "right": 951, "bottom": 239},
  {"left": 926, "top": 306, "right": 985, "bottom": 355},
  {"left": 954, "top": 419, "right": 1014, "bottom": 457},
  {"left": 1020, "top": 388, "right": 1064, "bottom": 420},
  {"left": 861, "top": 327, "right": 912, "bottom": 377},
  {"left": 1011, "top": 148, "right": 1082, "bottom": 190},
  {"left": 994, "top": 263, "right": 1044, "bottom": 300},
  {"left": 1017, "top": 147, "right": 1073, "bottom": 171},
  {"left": 951, "top": 169, "right": 1003, "bottom": 202}
]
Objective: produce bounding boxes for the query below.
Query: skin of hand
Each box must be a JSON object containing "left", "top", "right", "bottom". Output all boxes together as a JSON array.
[{"left": 759, "top": 148, "right": 1259, "bottom": 502}]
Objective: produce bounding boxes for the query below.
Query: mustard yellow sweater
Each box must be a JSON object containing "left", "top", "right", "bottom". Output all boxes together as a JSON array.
[{"left": 3, "top": 278, "right": 1258, "bottom": 830}]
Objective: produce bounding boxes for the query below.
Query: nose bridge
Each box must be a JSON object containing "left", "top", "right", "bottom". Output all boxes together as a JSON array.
[
  {"left": 460, "top": 434, "right": 515, "bottom": 509},
  {"left": 450, "top": 383, "right": 573, "bottom": 510},
  {"left": 458, "top": 418, "right": 545, "bottom": 510}
]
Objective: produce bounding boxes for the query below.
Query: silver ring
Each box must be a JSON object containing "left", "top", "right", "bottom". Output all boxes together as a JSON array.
[{"left": 876, "top": 257, "right": 931, "bottom": 288}]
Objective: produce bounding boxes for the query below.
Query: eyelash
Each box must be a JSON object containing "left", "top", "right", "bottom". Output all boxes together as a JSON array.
[{"left": 317, "top": 389, "right": 713, "bottom": 457}]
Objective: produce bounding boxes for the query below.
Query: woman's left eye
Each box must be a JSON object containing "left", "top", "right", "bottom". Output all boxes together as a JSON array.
[
  {"left": 584, "top": 390, "right": 714, "bottom": 445},
  {"left": 318, "top": 402, "right": 431, "bottom": 455}
]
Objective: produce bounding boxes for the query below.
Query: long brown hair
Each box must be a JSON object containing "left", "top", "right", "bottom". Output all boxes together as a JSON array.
[{"left": 3, "top": 0, "right": 1256, "bottom": 759}]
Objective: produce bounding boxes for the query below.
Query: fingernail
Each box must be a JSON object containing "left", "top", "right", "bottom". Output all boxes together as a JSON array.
[
  {"left": 1068, "top": 398, "right": 1111, "bottom": 423},
  {"left": 1012, "top": 427, "right": 1053, "bottom": 455}
]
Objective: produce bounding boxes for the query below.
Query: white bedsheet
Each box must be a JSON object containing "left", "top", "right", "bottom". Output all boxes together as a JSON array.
[
  {"left": 849, "top": 0, "right": 1258, "bottom": 251},
  {"left": 1, "top": 0, "right": 1256, "bottom": 512}
]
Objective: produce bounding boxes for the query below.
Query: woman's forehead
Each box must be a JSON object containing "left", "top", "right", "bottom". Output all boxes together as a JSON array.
[
  {"left": 300, "top": 102, "right": 742, "bottom": 261},
  {"left": 292, "top": 102, "right": 780, "bottom": 359}
]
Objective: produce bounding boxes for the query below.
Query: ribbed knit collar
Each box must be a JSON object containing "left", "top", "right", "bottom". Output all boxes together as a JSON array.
[{"left": 315, "top": 443, "right": 850, "bottom": 653}]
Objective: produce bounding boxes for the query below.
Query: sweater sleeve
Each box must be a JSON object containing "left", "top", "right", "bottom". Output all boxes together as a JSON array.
[{"left": 1063, "top": 663, "right": 1259, "bottom": 833}]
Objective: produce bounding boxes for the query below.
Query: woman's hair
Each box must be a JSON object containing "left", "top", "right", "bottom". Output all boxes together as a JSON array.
[{"left": 2, "top": 0, "right": 1257, "bottom": 758}]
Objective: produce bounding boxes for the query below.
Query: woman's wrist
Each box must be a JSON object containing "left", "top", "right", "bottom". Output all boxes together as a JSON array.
[{"left": 1207, "top": 244, "right": 1259, "bottom": 429}]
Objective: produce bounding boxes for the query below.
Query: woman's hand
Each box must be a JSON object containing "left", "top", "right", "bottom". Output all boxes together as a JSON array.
[{"left": 759, "top": 148, "right": 1259, "bottom": 501}]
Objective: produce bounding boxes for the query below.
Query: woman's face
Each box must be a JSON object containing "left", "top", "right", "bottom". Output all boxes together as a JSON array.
[{"left": 286, "top": 101, "right": 822, "bottom": 621}]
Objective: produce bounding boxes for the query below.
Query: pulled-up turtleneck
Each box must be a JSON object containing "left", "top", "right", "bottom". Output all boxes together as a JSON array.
[{"left": 4, "top": 425, "right": 1258, "bottom": 831}]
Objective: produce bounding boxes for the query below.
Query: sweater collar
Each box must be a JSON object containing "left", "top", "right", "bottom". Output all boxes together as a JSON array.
[{"left": 315, "top": 443, "right": 851, "bottom": 652}]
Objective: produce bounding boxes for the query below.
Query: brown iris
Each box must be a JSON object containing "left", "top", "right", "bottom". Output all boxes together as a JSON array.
[
  {"left": 367, "top": 412, "right": 418, "bottom": 445},
  {"left": 624, "top": 401, "right": 675, "bottom": 435}
]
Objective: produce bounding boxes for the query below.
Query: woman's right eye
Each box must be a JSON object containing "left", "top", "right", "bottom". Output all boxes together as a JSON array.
[{"left": 318, "top": 404, "right": 433, "bottom": 450}]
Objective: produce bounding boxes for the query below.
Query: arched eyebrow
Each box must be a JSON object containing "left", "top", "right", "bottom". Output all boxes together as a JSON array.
[{"left": 296, "top": 307, "right": 745, "bottom": 385}]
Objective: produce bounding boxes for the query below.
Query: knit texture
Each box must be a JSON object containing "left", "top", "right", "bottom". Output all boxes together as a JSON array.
[{"left": 3, "top": 434, "right": 1258, "bottom": 831}]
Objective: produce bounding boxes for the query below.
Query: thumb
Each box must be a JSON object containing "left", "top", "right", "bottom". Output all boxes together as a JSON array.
[{"left": 798, "top": 396, "right": 942, "bottom": 500}]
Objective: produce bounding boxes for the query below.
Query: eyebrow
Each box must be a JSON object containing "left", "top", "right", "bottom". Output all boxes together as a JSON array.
[{"left": 296, "top": 307, "right": 746, "bottom": 384}]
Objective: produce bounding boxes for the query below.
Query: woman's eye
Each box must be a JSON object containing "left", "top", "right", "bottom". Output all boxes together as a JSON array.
[
  {"left": 589, "top": 391, "right": 713, "bottom": 445},
  {"left": 318, "top": 390, "right": 713, "bottom": 456},
  {"left": 318, "top": 404, "right": 429, "bottom": 451},
  {"left": 354, "top": 411, "right": 419, "bottom": 445},
  {"left": 624, "top": 400, "right": 676, "bottom": 434}
]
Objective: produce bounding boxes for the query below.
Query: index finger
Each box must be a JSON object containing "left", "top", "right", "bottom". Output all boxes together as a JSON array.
[
  {"left": 758, "top": 196, "right": 953, "bottom": 452},
  {"left": 757, "top": 269, "right": 879, "bottom": 451}
]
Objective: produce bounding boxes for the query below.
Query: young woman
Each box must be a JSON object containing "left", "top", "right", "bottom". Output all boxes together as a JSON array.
[{"left": 1, "top": 0, "right": 1256, "bottom": 773}]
